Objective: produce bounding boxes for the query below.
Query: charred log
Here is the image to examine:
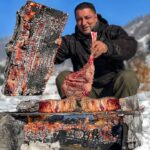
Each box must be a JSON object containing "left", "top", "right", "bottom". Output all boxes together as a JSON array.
[
  {"left": 3, "top": 1, "right": 68, "bottom": 95},
  {"left": 16, "top": 100, "right": 39, "bottom": 112}
]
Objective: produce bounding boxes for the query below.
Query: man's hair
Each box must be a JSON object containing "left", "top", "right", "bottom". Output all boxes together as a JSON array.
[{"left": 74, "top": 2, "right": 96, "bottom": 16}]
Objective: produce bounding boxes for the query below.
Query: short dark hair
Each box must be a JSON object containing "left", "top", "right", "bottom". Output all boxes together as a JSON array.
[{"left": 74, "top": 2, "right": 96, "bottom": 16}]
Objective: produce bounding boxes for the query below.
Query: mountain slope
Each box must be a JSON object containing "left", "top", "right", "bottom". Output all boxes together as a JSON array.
[
  {"left": 124, "top": 14, "right": 150, "bottom": 52},
  {"left": 0, "top": 37, "right": 10, "bottom": 60},
  {"left": 123, "top": 14, "right": 150, "bottom": 91},
  {"left": 124, "top": 14, "right": 150, "bottom": 40}
]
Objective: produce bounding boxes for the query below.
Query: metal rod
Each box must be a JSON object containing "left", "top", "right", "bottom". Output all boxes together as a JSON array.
[{"left": 2, "top": 110, "right": 142, "bottom": 116}]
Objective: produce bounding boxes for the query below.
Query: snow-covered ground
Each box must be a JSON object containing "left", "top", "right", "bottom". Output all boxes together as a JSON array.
[
  {"left": 0, "top": 59, "right": 73, "bottom": 111},
  {"left": 134, "top": 92, "right": 150, "bottom": 150},
  {"left": 21, "top": 141, "right": 60, "bottom": 150},
  {"left": 0, "top": 75, "right": 60, "bottom": 112}
]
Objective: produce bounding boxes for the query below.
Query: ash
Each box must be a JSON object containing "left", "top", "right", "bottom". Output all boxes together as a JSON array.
[{"left": 21, "top": 141, "right": 60, "bottom": 150}]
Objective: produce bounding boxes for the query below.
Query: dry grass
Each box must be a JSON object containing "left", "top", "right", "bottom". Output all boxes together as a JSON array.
[{"left": 128, "top": 58, "right": 150, "bottom": 91}]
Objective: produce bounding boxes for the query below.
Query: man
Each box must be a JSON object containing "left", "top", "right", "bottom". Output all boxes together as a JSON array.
[{"left": 55, "top": 2, "right": 139, "bottom": 99}]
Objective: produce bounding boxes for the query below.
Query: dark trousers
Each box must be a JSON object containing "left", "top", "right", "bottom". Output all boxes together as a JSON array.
[{"left": 56, "top": 70, "right": 139, "bottom": 99}]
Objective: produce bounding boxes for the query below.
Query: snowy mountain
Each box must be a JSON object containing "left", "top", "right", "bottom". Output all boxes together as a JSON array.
[
  {"left": 124, "top": 14, "right": 150, "bottom": 41},
  {"left": 0, "top": 59, "right": 5, "bottom": 85},
  {"left": 124, "top": 14, "right": 150, "bottom": 91},
  {"left": 124, "top": 14, "right": 150, "bottom": 55},
  {"left": 0, "top": 37, "right": 10, "bottom": 60}
]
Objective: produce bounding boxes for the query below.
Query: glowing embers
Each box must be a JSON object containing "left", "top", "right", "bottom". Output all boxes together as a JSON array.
[
  {"left": 3, "top": 1, "right": 68, "bottom": 95},
  {"left": 24, "top": 114, "right": 123, "bottom": 149}
]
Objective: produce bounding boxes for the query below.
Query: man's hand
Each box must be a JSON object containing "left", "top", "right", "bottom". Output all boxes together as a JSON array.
[
  {"left": 91, "top": 41, "right": 108, "bottom": 58},
  {"left": 55, "top": 37, "right": 62, "bottom": 46}
]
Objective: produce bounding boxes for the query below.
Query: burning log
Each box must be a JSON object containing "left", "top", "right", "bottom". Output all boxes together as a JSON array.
[
  {"left": 38, "top": 96, "right": 121, "bottom": 113},
  {"left": 0, "top": 112, "right": 141, "bottom": 150},
  {"left": 3, "top": 1, "right": 68, "bottom": 95},
  {"left": 16, "top": 100, "right": 39, "bottom": 112},
  {"left": 39, "top": 96, "right": 77, "bottom": 113},
  {"left": 23, "top": 114, "right": 123, "bottom": 149},
  {"left": 16, "top": 95, "right": 141, "bottom": 115},
  {"left": 80, "top": 97, "right": 121, "bottom": 112},
  {"left": 16, "top": 96, "right": 121, "bottom": 113}
]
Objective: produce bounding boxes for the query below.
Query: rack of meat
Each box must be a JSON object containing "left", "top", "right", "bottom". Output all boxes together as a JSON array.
[{"left": 3, "top": 1, "right": 68, "bottom": 95}]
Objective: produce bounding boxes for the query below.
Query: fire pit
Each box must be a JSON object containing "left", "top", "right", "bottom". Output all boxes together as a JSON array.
[
  {"left": 3, "top": 1, "right": 68, "bottom": 96},
  {"left": 3, "top": 105, "right": 142, "bottom": 150},
  {"left": 24, "top": 114, "right": 122, "bottom": 147}
]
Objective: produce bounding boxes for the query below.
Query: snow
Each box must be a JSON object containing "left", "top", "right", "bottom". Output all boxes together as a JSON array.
[
  {"left": 133, "top": 92, "right": 150, "bottom": 150},
  {"left": 145, "top": 54, "right": 150, "bottom": 66},
  {"left": 127, "top": 20, "right": 144, "bottom": 34},
  {"left": 43, "top": 75, "right": 60, "bottom": 99},
  {"left": 0, "top": 74, "right": 61, "bottom": 112},
  {"left": 21, "top": 141, "right": 60, "bottom": 150},
  {"left": 0, "top": 59, "right": 6, "bottom": 66},
  {"left": 138, "top": 34, "right": 150, "bottom": 51}
]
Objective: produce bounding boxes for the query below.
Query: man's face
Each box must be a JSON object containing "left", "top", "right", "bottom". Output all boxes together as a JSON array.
[{"left": 75, "top": 8, "right": 98, "bottom": 35}]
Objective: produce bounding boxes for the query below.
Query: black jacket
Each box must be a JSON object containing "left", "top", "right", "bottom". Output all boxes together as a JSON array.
[{"left": 55, "top": 14, "right": 137, "bottom": 88}]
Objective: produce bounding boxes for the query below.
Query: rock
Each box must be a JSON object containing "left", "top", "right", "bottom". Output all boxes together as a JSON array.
[{"left": 0, "top": 114, "right": 24, "bottom": 150}]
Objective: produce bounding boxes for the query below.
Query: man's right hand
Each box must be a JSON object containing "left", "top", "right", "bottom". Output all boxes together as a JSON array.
[
  {"left": 91, "top": 40, "right": 108, "bottom": 58},
  {"left": 55, "top": 37, "right": 62, "bottom": 46}
]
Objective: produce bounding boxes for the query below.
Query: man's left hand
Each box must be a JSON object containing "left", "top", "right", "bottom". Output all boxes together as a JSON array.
[{"left": 91, "top": 41, "right": 108, "bottom": 58}]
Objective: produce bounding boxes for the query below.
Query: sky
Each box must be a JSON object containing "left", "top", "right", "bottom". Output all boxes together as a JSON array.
[{"left": 0, "top": 0, "right": 150, "bottom": 38}]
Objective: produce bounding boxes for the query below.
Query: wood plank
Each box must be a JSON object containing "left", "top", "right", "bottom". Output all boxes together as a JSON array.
[{"left": 3, "top": 1, "right": 68, "bottom": 95}]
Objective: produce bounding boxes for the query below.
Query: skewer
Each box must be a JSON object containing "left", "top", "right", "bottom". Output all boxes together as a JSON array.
[{"left": 3, "top": 110, "right": 142, "bottom": 117}]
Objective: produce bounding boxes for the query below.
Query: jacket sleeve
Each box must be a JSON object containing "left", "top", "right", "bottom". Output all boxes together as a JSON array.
[
  {"left": 103, "top": 25, "right": 137, "bottom": 60},
  {"left": 54, "top": 35, "right": 71, "bottom": 64}
]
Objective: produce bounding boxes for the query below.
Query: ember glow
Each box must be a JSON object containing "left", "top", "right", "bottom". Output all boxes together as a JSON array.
[
  {"left": 24, "top": 114, "right": 122, "bottom": 148},
  {"left": 3, "top": 1, "right": 68, "bottom": 95}
]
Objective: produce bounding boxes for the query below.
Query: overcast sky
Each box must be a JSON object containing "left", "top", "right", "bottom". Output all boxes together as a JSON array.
[{"left": 0, "top": 0, "right": 150, "bottom": 38}]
